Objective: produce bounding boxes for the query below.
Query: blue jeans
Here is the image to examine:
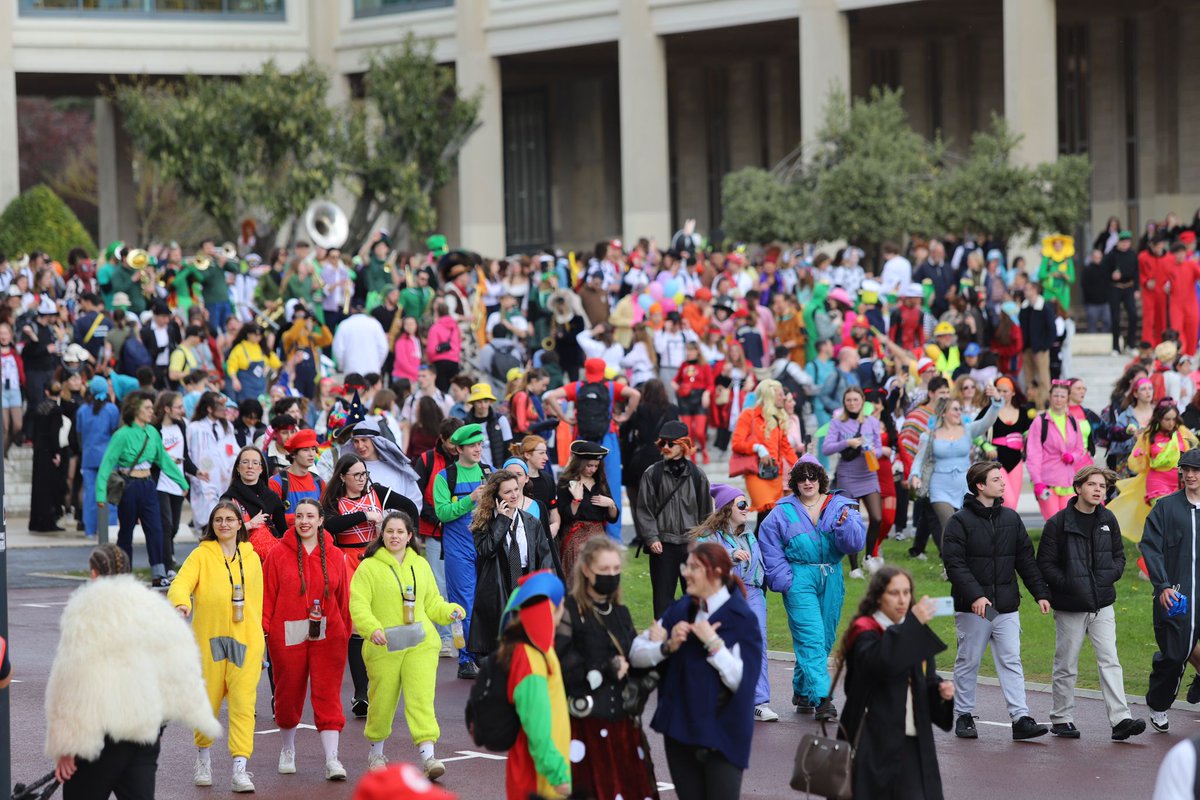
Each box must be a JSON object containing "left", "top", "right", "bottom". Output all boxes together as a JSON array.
[
  {"left": 117, "top": 477, "right": 166, "bottom": 577},
  {"left": 82, "top": 467, "right": 117, "bottom": 537},
  {"left": 208, "top": 301, "right": 232, "bottom": 334}
]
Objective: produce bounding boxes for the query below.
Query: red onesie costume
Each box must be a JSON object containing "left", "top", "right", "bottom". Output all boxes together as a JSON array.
[
  {"left": 1167, "top": 255, "right": 1200, "bottom": 355},
  {"left": 1140, "top": 248, "right": 1171, "bottom": 345},
  {"left": 262, "top": 528, "right": 351, "bottom": 733},
  {"left": 674, "top": 357, "right": 714, "bottom": 463}
]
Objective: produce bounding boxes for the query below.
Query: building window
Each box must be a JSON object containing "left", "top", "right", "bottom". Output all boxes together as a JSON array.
[
  {"left": 1057, "top": 23, "right": 1089, "bottom": 155},
  {"left": 867, "top": 47, "right": 900, "bottom": 92},
  {"left": 353, "top": 0, "right": 452, "bottom": 17},
  {"left": 20, "top": 0, "right": 284, "bottom": 16}
]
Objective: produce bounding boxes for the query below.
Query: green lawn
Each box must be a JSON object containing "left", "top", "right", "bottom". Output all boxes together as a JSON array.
[{"left": 621, "top": 531, "right": 1158, "bottom": 692}]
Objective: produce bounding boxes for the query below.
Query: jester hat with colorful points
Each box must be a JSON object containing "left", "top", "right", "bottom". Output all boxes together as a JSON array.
[{"left": 501, "top": 570, "right": 565, "bottom": 652}]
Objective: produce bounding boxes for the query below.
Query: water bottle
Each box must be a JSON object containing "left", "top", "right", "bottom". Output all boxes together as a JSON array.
[
  {"left": 403, "top": 586, "right": 416, "bottom": 625},
  {"left": 863, "top": 447, "right": 880, "bottom": 472},
  {"left": 308, "top": 598, "right": 323, "bottom": 640},
  {"left": 231, "top": 584, "right": 245, "bottom": 623},
  {"left": 451, "top": 619, "right": 465, "bottom": 650}
]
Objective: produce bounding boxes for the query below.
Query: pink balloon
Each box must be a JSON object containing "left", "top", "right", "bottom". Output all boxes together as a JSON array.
[
  {"left": 632, "top": 303, "right": 644, "bottom": 323},
  {"left": 661, "top": 298, "right": 677, "bottom": 313},
  {"left": 648, "top": 283, "right": 665, "bottom": 300}
]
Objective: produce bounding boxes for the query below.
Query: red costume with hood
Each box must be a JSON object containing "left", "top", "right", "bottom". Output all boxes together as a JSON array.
[{"left": 262, "top": 526, "right": 351, "bottom": 732}]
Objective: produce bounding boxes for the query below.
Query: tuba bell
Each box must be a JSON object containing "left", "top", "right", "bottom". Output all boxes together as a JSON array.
[
  {"left": 125, "top": 249, "right": 150, "bottom": 271},
  {"left": 220, "top": 242, "right": 239, "bottom": 261},
  {"left": 303, "top": 200, "right": 349, "bottom": 251}
]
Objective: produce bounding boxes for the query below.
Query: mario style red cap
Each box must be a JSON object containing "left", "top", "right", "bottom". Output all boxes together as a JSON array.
[
  {"left": 695, "top": 287, "right": 713, "bottom": 301},
  {"left": 284, "top": 428, "right": 319, "bottom": 451},
  {"left": 353, "top": 763, "right": 457, "bottom": 800}
]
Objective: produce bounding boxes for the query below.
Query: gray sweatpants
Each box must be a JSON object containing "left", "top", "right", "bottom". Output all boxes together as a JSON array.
[
  {"left": 953, "top": 610, "right": 1030, "bottom": 720},
  {"left": 1051, "top": 606, "right": 1131, "bottom": 726}
]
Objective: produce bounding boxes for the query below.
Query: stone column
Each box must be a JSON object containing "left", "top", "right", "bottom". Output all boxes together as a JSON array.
[
  {"left": 618, "top": 0, "right": 671, "bottom": 244},
  {"left": 95, "top": 98, "right": 138, "bottom": 247},
  {"left": 455, "top": 1, "right": 506, "bottom": 256},
  {"left": 799, "top": 0, "right": 850, "bottom": 145},
  {"left": 1003, "top": 0, "right": 1057, "bottom": 166},
  {"left": 0, "top": 0, "right": 20, "bottom": 212}
]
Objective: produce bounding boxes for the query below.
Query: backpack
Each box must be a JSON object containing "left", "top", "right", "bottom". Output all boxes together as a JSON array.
[
  {"left": 276, "top": 471, "right": 327, "bottom": 512},
  {"left": 575, "top": 380, "right": 613, "bottom": 443},
  {"left": 774, "top": 362, "right": 807, "bottom": 404},
  {"left": 490, "top": 345, "right": 522, "bottom": 385},
  {"left": 119, "top": 335, "right": 152, "bottom": 375},
  {"left": 465, "top": 647, "right": 522, "bottom": 751}
]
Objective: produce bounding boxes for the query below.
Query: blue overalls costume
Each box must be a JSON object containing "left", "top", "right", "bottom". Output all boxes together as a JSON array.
[
  {"left": 433, "top": 423, "right": 490, "bottom": 667},
  {"left": 759, "top": 492, "right": 864, "bottom": 705},
  {"left": 77, "top": 378, "right": 120, "bottom": 537}
]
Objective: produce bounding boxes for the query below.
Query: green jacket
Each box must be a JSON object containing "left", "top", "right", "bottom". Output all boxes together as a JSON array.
[
  {"left": 399, "top": 286, "right": 434, "bottom": 320},
  {"left": 100, "top": 263, "right": 147, "bottom": 315},
  {"left": 362, "top": 256, "right": 391, "bottom": 296},
  {"left": 175, "top": 263, "right": 233, "bottom": 307},
  {"left": 95, "top": 423, "right": 188, "bottom": 503},
  {"left": 349, "top": 546, "right": 462, "bottom": 641}
]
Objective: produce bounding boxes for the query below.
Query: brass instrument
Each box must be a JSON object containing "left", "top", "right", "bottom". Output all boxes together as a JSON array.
[
  {"left": 124, "top": 249, "right": 150, "bottom": 271},
  {"left": 192, "top": 255, "right": 212, "bottom": 272},
  {"left": 219, "top": 242, "right": 238, "bottom": 261},
  {"left": 303, "top": 200, "right": 349, "bottom": 251},
  {"left": 251, "top": 304, "right": 285, "bottom": 331},
  {"left": 541, "top": 335, "right": 555, "bottom": 351},
  {"left": 342, "top": 265, "right": 355, "bottom": 316}
]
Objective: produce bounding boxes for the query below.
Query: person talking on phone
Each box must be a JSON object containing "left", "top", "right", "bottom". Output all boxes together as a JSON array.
[
  {"left": 941, "top": 461, "right": 1051, "bottom": 741},
  {"left": 1036, "top": 466, "right": 1146, "bottom": 741},
  {"left": 1141, "top": 447, "right": 1200, "bottom": 733},
  {"left": 758, "top": 455, "right": 865, "bottom": 721},
  {"left": 836, "top": 566, "right": 954, "bottom": 800}
]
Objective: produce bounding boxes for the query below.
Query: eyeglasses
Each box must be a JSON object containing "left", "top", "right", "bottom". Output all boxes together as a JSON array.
[
  {"left": 679, "top": 562, "right": 701, "bottom": 576},
  {"left": 237, "top": 459, "right": 263, "bottom": 468},
  {"left": 346, "top": 470, "right": 370, "bottom": 481}
]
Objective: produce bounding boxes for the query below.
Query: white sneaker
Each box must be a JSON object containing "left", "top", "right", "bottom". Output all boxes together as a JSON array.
[
  {"left": 439, "top": 637, "right": 455, "bottom": 658},
  {"left": 367, "top": 752, "right": 388, "bottom": 771},
  {"left": 754, "top": 704, "right": 780, "bottom": 722},
  {"left": 893, "top": 529, "right": 910, "bottom": 542},
  {"left": 423, "top": 756, "right": 446, "bottom": 780},
  {"left": 912, "top": 552, "right": 928, "bottom": 562},
  {"left": 278, "top": 749, "right": 296, "bottom": 774},
  {"left": 1151, "top": 710, "right": 1170, "bottom": 733},
  {"left": 325, "top": 759, "right": 348, "bottom": 781},
  {"left": 865, "top": 555, "right": 884, "bottom": 574},
  {"left": 194, "top": 754, "right": 212, "bottom": 787},
  {"left": 231, "top": 764, "right": 255, "bottom": 793},
  {"left": 848, "top": 568, "right": 865, "bottom": 580}
]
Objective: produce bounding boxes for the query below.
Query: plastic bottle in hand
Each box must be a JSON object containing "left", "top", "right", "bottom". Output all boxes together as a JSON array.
[
  {"left": 403, "top": 586, "right": 416, "bottom": 625},
  {"left": 451, "top": 619, "right": 466, "bottom": 650}
]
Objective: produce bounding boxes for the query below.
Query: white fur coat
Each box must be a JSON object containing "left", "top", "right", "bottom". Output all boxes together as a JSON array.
[{"left": 44, "top": 575, "right": 221, "bottom": 760}]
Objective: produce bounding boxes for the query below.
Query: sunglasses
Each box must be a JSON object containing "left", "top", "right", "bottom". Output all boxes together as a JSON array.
[{"left": 735, "top": 500, "right": 750, "bottom": 511}]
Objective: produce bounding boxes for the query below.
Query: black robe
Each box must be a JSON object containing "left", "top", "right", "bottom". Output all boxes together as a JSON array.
[
  {"left": 840, "top": 614, "right": 953, "bottom": 800},
  {"left": 30, "top": 398, "right": 66, "bottom": 531},
  {"left": 468, "top": 508, "right": 558, "bottom": 655},
  {"left": 618, "top": 403, "right": 680, "bottom": 507}
]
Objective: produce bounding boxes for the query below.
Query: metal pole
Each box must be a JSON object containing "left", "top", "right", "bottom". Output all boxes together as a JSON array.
[{"left": 0, "top": 460, "right": 11, "bottom": 794}]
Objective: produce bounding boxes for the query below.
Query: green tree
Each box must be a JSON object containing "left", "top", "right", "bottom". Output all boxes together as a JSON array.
[
  {"left": 0, "top": 185, "right": 97, "bottom": 263},
  {"left": 113, "top": 61, "right": 335, "bottom": 241},
  {"left": 720, "top": 168, "right": 807, "bottom": 244},
  {"left": 338, "top": 35, "right": 481, "bottom": 248}
]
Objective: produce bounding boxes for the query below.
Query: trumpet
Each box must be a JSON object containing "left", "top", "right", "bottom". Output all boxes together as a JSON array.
[{"left": 125, "top": 249, "right": 150, "bottom": 271}]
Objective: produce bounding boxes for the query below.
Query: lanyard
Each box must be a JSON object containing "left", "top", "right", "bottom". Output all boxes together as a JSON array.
[
  {"left": 387, "top": 561, "right": 417, "bottom": 597},
  {"left": 222, "top": 546, "right": 245, "bottom": 591}
]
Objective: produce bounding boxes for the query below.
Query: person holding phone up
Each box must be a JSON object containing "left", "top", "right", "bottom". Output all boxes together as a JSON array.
[{"left": 941, "top": 461, "right": 1051, "bottom": 742}]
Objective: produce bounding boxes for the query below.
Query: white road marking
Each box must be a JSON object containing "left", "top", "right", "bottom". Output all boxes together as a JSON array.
[
  {"left": 439, "top": 750, "right": 508, "bottom": 762},
  {"left": 255, "top": 723, "right": 317, "bottom": 735}
]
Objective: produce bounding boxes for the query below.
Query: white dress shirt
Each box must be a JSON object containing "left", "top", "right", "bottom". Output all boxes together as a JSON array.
[{"left": 629, "top": 585, "right": 743, "bottom": 691}]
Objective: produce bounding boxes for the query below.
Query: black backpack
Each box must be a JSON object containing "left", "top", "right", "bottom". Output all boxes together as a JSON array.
[
  {"left": 465, "top": 649, "right": 522, "bottom": 752},
  {"left": 575, "top": 380, "right": 612, "bottom": 443}
]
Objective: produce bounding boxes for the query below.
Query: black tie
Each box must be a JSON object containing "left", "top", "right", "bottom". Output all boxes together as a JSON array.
[{"left": 506, "top": 518, "right": 523, "bottom": 588}]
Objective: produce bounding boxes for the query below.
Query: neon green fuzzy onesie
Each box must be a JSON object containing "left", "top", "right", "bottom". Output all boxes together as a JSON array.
[
  {"left": 168, "top": 540, "right": 264, "bottom": 759},
  {"left": 349, "top": 545, "right": 464, "bottom": 744}
]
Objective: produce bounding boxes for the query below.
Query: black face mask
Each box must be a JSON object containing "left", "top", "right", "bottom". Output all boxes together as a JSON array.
[{"left": 592, "top": 573, "right": 620, "bottom": 597}]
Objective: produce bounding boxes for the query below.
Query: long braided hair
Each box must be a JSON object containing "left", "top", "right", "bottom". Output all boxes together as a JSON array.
[
  {"left": 89, "top": 543, "right": 129, "bottom": 576},
  {"left": 293, "top": 498, "right": 329, "bottom": 598}
]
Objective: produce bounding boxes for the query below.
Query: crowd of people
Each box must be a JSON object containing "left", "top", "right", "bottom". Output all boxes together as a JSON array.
[{"left": 17, "top": 214, "right": 1200, "bottom": 799}]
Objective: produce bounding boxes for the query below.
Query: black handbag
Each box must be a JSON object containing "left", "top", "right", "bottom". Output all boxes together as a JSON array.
[
  {"left": 756, "top": 458, "right": 780, "bottom": 480},
  {"left": 105, "top": 432, "right": 151, "bottom": 507},
  {"left": 790, "top": 715, "right": 864, "bottom": 800}
]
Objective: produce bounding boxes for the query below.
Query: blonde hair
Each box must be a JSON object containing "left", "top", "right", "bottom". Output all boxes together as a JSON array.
[{"left": 755, "top": 379, "right": 789, "bottom": 431}]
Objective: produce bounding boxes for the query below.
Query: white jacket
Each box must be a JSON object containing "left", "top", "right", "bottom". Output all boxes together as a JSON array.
[
  {"left": 332, "top": 313, "right": 389, "bottom": 375},
  {"left": 45, "top": 575, "right": 220, "bottom": 760}
]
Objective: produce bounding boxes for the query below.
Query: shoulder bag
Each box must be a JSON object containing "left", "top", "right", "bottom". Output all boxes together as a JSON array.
[{"left": 105, "top": 431, "right": 151, "bottom": 507}]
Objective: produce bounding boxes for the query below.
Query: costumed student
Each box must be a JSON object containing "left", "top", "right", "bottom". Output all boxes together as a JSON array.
[
  {"left": 262, "top": 499, "right": 351, "bottom": 781},
  {"left": 350, "top": 511, "right": 465, "bottom": 777},
  {"left": 1038, "top": 234, "right": 1076, "bottom": 311},
  {"left": 556, "top": 440, "right": 618, "bottom": 584},
  {"left": 1025, "top": 381, "right": 1093, "bottom": 521},
  {"left": 167, "top": 501, "right": 265, "bottom": 793}
]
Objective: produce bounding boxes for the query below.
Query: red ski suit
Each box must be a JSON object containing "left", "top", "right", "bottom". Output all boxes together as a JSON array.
[
  {"left": 1140, "top": 250, "right": 1172, "bottom": 344},
  {"left": 262, "top": 528, "right": 351, "bottom": 732},
  {"left": 1166, "top": 255, "right": 1200, "bottom": 355}
]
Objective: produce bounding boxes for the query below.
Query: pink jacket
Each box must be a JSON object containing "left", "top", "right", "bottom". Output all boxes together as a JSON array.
[
  {"left": 1025, "top": 410, "right": 1092, "bottom": 491},
  {"left": 425, "top": 315, "right": 461, "bottom": 364},
  {"left": 392, "top": 333, "right": 422, "bottom": 382}
]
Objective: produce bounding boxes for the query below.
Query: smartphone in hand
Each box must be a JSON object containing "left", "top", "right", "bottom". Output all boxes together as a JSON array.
[{"left": 930, "top": 597, "right": 955, "bottom": 617}]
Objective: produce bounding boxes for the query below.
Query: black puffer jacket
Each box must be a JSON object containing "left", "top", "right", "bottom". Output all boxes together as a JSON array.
[
  {"left": 942, "top": 493, "right": 1050, "bottom": 614},
  {"left": 1036, "top": 503, "right": 1125, "bottom": 612}
]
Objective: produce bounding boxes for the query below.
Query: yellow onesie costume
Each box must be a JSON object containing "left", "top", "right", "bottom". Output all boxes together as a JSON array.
[
  {"left": 349, "top": 545, "right": 463, "bottom": 744},
  {"left": 168, "top": 540, "right": 264, "bottom": 758}
]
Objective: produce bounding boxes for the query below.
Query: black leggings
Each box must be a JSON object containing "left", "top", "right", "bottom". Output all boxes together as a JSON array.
[
  {"left": 664, "top": 736, "right": 743, "bottom": 800},
  {"left": 848, "top": 492, "right": 882, "bottom": 571},
  {"left": 349, "top": 634, "right": 368, "bottom": 703},
  {"left": 63, "top": 735, "right": 161, "bottom": 800},
  {"left": 157, "top": 491, "right": 184, "bottom": 571}
]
